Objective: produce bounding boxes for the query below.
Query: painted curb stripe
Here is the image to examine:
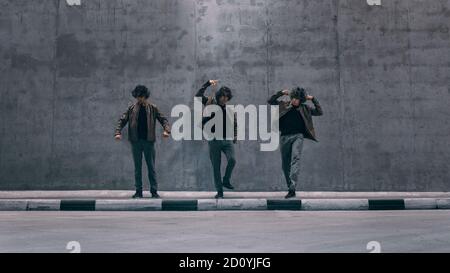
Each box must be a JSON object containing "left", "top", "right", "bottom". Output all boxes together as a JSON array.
[
  {"left": 27, "top": 200, "right": 61, "bottom": 211},
  {"left": 162, "top": 200, "right": 198, "bottom": 211},
  {"left": 0, "top": 200, "right": 28, "bottom": 211},
  {"left": 301, "top": 199, "right": 369, "bottom": 210},
  {"left": 60, "top": 200, "right": 96, "bottom": 211},
  {"left": 95, "top": 200, "right": 162, "bottom": 211},
  {"left": 369, "top": 199, "right": 405, "bottom": 210},
  {"left": 217, "top": 199, "right": 267, "bottom": 210},
  {"left": 404, "top": 198, "right": 437, "bottom": 210},
  {"left": 267, "top": 199, "right": 302, "bottom": 210},
  {"left": 437, "top": 199, "right": 450, "bottom": 209},
  {"left": 197, "top": 199, "right": 217, "bottom": 210},
  {"left": 3, "top": 198, "right": 450, "bottom": 211}
]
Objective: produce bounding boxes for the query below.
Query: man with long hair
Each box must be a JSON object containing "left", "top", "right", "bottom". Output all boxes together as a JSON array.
[
  {"left": 196, "top": 80, "right": 237, "bottom": 199},
  {"left": 114, "top": 85, "right": 171, "bottom": 198},
  {"left": 268, "top": 87, "right": 323, "bottom": 198}
]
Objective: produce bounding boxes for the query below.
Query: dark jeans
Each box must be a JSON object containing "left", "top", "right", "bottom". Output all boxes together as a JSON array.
[
  {"left": 131, "top": 139, "right": 157, "bottom": 193},
  {"left": 280, "top": 133, "right": 304, "bottom": 191},
  {"left": 208, "top": 140, "right": 236, "bottom": 192}
]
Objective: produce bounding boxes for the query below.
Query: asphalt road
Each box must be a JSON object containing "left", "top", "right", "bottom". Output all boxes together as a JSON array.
[{"left": 0, "top": 210, "right": 449, "bottom": 253}]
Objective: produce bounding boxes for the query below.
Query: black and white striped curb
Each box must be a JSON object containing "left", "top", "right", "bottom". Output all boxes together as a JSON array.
[{"left": 1, "top": 198, "right": 450, "bottom": 211}]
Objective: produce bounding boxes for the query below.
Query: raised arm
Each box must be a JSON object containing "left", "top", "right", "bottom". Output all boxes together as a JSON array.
[
  {"left": 195, "top": 80, "right": 218, "bottom": 105},
  {"left": 267, "top": 90, "right": 288, "bottom": 105},
  {"left": 308, "top": 96, "right": 323, "bottom": 116}
]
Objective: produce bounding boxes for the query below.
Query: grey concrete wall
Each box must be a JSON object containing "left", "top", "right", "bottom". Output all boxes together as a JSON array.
[{"left": 0, "top": 0, "right": 449, "bottom": 191}]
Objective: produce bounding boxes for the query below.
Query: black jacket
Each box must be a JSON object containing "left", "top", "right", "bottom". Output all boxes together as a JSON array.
[
  {"left": 195, "top": 81, "right": 237, "bottom": 141},
  {"left": 115, "top": 102, "right": 170, "bottom": 142},
  {"left": 268, "top": 90, "right": 323, "bottom": 141}
]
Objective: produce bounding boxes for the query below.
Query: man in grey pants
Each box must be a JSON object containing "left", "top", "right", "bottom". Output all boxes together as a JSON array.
[
  {"left": 268, "top": 87, "right": 323, "bottom": 198},
  {"left": 114, "top": 85, "right": 171, "bottom": 198},
  {"left": 196, "top": 80, "right": 238, "bottom": 199}
]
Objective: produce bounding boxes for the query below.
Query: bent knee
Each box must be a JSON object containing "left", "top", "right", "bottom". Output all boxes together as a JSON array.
[{"left": 228, "top": 157, "right": 236, "bottom": 165}]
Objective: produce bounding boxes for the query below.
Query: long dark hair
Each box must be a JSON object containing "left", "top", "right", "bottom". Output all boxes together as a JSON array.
[
  {"left": 131, "top": 85, "right": 150, "bottom": 98},
  {"left": 215, "top": 86, "right": 233, "bottom": 102},
  {"left": 290, "top": 87, "right": 307, "bottom": 103}
]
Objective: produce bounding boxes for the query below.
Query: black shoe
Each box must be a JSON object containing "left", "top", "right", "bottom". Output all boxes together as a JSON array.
[
  {"left": 285, "top": 190, "right": 296, "bottom": 199},
  {"left": 151, "top": 192, "right": 160, "bottom": 198},
  {"left": 215, "top": 192, "right": 224, "bottom": 199},
  {"left": 132, "top": 191, "right": 143, "bottom": 198},
  {"left": 222, "top": 179, "right": 234, "bottom": 190}
]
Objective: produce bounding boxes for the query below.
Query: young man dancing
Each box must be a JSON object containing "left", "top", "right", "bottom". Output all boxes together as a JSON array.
[
  {"left": 195, "top": 80, "right": 237, "bottom": 199},
  {"left": 268, "top": 87, "right": 323, "bottom": 198}
]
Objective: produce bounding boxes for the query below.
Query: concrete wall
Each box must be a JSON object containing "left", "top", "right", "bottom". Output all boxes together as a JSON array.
[{"left": 0, "top": 0, "right": 449, "bottom": 191}]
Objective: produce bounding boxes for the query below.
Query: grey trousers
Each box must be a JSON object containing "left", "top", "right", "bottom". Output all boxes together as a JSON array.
[
  {"left": 280, "top": 133, "right": 304, "bottom": 191},
  {"left": 130, "top": 139, "right": 157, "bottom": 193},
  {"left": 208, "top": 140, "right": 236, "bottom": 192}
]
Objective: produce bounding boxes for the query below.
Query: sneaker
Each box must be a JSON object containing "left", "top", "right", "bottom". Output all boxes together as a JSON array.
[
  {"left": 132, "top": 191, "right": 143, "bottom": 198},
  {"left": 151, "top": 192, "right": 160, "bottom": 198},
  {"left": 285, "top": 190, "right": 296, "bottom": 199},
  {"left": 222, "top": 178, "right": 235, "bottom": 190}
]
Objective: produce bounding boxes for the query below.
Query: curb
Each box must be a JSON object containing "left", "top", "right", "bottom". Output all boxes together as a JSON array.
[{"left": 1, "top": 198, "right": 450, "bottom": 211}]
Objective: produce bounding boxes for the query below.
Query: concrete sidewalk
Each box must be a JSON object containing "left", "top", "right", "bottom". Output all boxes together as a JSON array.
[{"left": 0, "top": 191, "right": 450, "bottom": 211}]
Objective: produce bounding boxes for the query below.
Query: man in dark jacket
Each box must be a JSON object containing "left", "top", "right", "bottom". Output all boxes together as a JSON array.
[
  {"left": 196, "top": 80, "right": 237, "bottom": 199},
  {"left": 268, "top": 87, "right": 323, "bottom": 198},
  {"left": 114, "top": 85, "right": 171, "bottom": 199}
]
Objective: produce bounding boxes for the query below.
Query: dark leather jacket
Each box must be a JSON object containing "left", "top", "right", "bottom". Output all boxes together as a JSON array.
[
  {"left": 114, "top": 101, "right": 170, "bottom": 142},
  {"left": 268, "top": 91, "right": 323, "bottom": 141}
]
